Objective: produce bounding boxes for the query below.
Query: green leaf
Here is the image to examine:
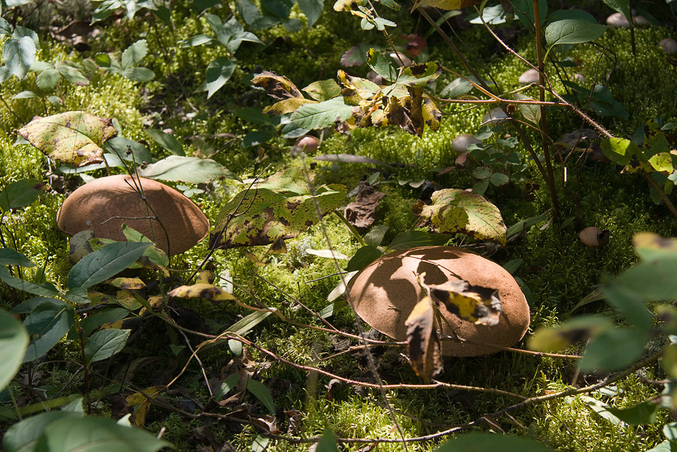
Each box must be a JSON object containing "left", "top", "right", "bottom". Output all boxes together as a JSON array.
[
  {"left": 146, "top": 129, "right": 185, "bottom": 156},
  {"left": 211, "top": 186, "right": 346, "bottom": 248},
  {"left": 515, "top": 93, "right": 541, "bottom": 124},
  {"left": 633, "top": 232, "right": 677, "bottom": 262},
  {"left": 346, "top": 246, "right": 382, "bottom": 271},
  {"left": 36, "top": 66, "right": 60, "bottom": 91},
  {"left": 615, "top": 257, "right": 677, "bottom": 300},
  {"left": 297, "top": 0, "right": 324, "bottom": 26},
  {"left": 246, "top": 379, "right": 275, "bottom": 414},
  {"left": 18, "top": 111, "right": 117, "bottom": 167},
  {"left": 506, "top": 214, "right": 549, "bottom": 239},
  {"left": 545, "top": 19, "right": 607, "bottom": 46},
  {"left": 601, "top": 138, "right": 641, "bottom": 166},
  {"left": 121, "top": 39, "right": 148, "bottom": 69},
  {"left": 205, "top": 57, "right": 236, "bottom": 98},
  {"left": 417, "top": 188, "right": 507, "bottom": 245},
  {"left": 0, "top": 266, "right": 60, "bottom": 298},
  {"left": 0, "top": 310, "right": 28, "bottom": 390},
  {"left": 602, "top": 0, "right": 632, "bottom": 23},
  {"left": 121, "top": 66, "right": 155, "bottom": 82},
  {"left": 291, "top": 97, "right": 354, "bottom": 130},
  {"left": 529, "top": 316, "right": 613, "bottom": 352},
  {"left": 3, "top": 412, "right": 75, "bottom": 452},
  {"left": 386, "top": 231, "right": 453, "bottom": 251},
  {"left": 23, "top": 300, "right": 75, "bottom": 362},
  {"left": 579, "top": 327, "right": 648, "bottom": 372},
  {"left": 396, "top": 61, "right": 442, "bottom": 87},
  {"left": 602, "top": 282, "right": 653, "bottom": 330},
  {"left": 315, "top": 429, "right": 339, "bottom": 452},
  {"left": 104, "top": 136, "right": 154, "bottom": 165},
  {"left": 137, "top": 155, "right": 234, "bottom": 183},
  {"left": 84, "top": 329, "right": 131, "bottom": 364},
  {"left": 363, "top": 224, "right": 389, "bottom": 247},
  {"left": 55, "top": 61, "right": 89, "bottom": 86},
  {"left": 0, "top": 179, "right": 43, "bottom": 211},
  {"left": 3, "top": 36, "right": 36, "bottom": 79},
  {"left": 0, "top": 248, "right": 35, "bottom": 267},
  {"left": 226, "top": 310, "right": 273, "bottom": 335},
  {"left": 434, "top": 432, "right": 553, "bottom": 451},
  {"left": 367, "top": 48, "right": 398, "bottom": 82},
  {"left": 607, "top": 400, "right": 659, "bottom": 425},
  {"left": 303, "top": 79, "right": 342, "bottom": 102},
  {"left": 39, "top": 415, "right": 173, "bottom": 451},
  {"left": 67, "top": 242, "right": 152, "bottom": 290}
]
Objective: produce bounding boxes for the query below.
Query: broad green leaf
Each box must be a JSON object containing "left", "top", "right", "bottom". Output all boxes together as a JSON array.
[
  {"left": 649, "top": 152, "right": 674, "bottom": 173},
  {"left": 211, "top": 186, "right": 346, "bottom": 248},
  {"left": 303, "top": 79, "right": 342, "bottom": 102},
  {"left": 264, "top": 97, "right": 315, "bottom": 115},
  {"left": 602, "top": 0, "right": 632, "bottom": 22},
  {"left": 386, "top": 231, "right": 453, "bottom": 251},
  {"left": 121, "top": 39, "right": 148, "bottom": 69},
  {"left": 0, "top": 310, "right": 28, "bottom": 390},
  {"left": 545, "top": 19, "right": 607, "bottom": 46},
  {"left": 291, "top": 97, "right": 354, "bottom": 130},
  {"left": 121, "top": 67, "right": 155, "bottom": 82},
  {"left": 137, "top": 155, "right": 234, "bottom": 183},
  {"left": 647, "top": 440, "right": 675, "bottom": 452},
  {"left": 607, "top": 400, "right": 659, "bottom": 425},
  {"left": 512, "top": 0, "right": 548, "bottom": 31},
  {"left": 36, "top": 66, "right": 60, "bottom": 91},
  {"left": 529, "top": 316, "right": 613, "bottom": 352},
  {"left": 434, "top": 432, "right": 553, "bottom": 451},
  {"left": 84, "top": 329, "right": 131, "bottom": 364},
  {"left": 515, "top": 93, "right": 541, "bottom": 124},
  {"left": 0, "top": 179, "right": 43, "bottom": 211},
  {"left": 23, "top": 300, "right": 75, "bottom": 362},
  {"left": 602, "top": 283, "right": 653, "bottom": 330},
  {"left": 601, "top": 137, "right": 641, "bottom": 166},
  {"left": 507, "top": 214, "right": 549, "bottom": 239},
  {"left": 0, "top": 266, "right": 60, "bottom": 298},
  {"left": 579, "top": 327, "right": 648, "bottom": 372},
  {"left": 4, "top": 36, "right": 36, "bottom": 79},
  {"left": 18, "top": 111, "right": 117, "bottom": 167},
  {"left": 439, "top": 77, "right": 473, "bottom": 98},
  {"left": 246, "top": 379, "right": 275, "bottom": 414},
  {"left": 363, "top": 224, "right": 388, "bottom": 247},
  {"left": 297, "top": 0, "right": 324, "bottom": 26},
  {"left": 81, "top": 308, "right": 130, "bottom": 336},
  {"left": 39, "top": 415, "right": 173, "bottom": 451},
  {"left": 0, "top": 248, "right": 34, "bottom": 267},
  {"left": 55, "top": 61, "right": 88, "bottom": 86},
  {"left": 146, "top": 129, "right": 184, "bottom": 156},
  {"left": 367, "top": 48, "right": 398, "bottom": 82},
  {"left": 346, "top": 246, "right": 382, "bottom": 271},
  {"left": 615, "top": 257, "right": 677, "bottom": 300},
  {"left": 581, "top": 395, "right": 622, "bottom": 425},
  {"left": 237, "top": 0, "right": 262, "bottom": 25},
  {"left": 67, "top": 242, "right": 152, "bottom": 290},
  {"left": 417, "top": 189, "right": 507, "bottom": 245},
  {"left": 104, "top": 136, "right": 154, "bottom": 165},
  {"left": 3, "top": 412, "right": 75, "bottom": 452},
  {"left": 226, "top": 310, "right": 273, "bottom": 335},
  {"left": 548, "top": 9, "right": 598, "bottom": 24},
  {"left": 315, "top": 430, "right": 339, "bottom": 452},
  {"left": 205, "top": 57, "right": 236, "bottom": 98}
]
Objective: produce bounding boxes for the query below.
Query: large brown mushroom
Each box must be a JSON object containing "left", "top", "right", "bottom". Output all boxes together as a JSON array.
[
  {"left": 347, "top": 246, "right": 530, "bottom": 357},
  {"left": 57, "top": 175, "right": 209, "bottom": 256}
]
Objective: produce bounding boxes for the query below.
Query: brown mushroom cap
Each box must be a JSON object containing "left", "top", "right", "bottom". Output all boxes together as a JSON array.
[
  {"left": 57, "top": 175, "right": 209, "bottom": 256},
  {"left": 347, "top": 246, "right": 530, "bottom": 357}
]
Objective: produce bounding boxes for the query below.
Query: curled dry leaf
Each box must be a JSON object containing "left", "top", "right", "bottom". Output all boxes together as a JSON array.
[
  {"left": 168, "top": 283, "right": 235, "bottom": 301},
  {"left": 405, "top": 294, "right": 443, "bottom": 382},
  {"left": 344, "top": 181, "right": 386, "bottom": 228}
]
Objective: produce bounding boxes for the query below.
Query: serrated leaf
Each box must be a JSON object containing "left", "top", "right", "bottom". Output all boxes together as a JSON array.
[
  {"left": 417, "top": 188, "right": 507, "bottom": 245},
  {"left": 137, "top": 155, "right": 234, "bottom": 183},
  {"left": 4, "top": 36, "right": 36, "bottom": 79},
  {"left": 18, "top": 111, "right": 117, "bottom": 167},
  {"left": 121, "top": 39, "right": 148, "bottom": 69},
  {"left": 36, "top": 66, "right": 61, "bottom": 91},
  {"left": 367, "top": 48, "right": 398, "bottom": 82},
  {"left": 210, "top": 186, "right": 346, "bottom": 248},
  {"left": 405, "top": 295, "right": 443, "bottom": 383},
  {"left": 85, "top": 329, "right": 131, "bottom": 364},
  {"left": 168, "top": 283, "right": 236, "bottom": 301},
  {"left": 121, "top": 67, "right": 155, "bottom": 82},
  {"left": 0, "top": 310, "right": 28, "bottom": 390},
  {"left": 291, "top": 97, "right": 355, "bottom": 130},
  {"left": 67, "top": 242, "right": 152, "bottom": 290},
  {"left": 55, "top": 61, "right": 89, "bottom": 86}
]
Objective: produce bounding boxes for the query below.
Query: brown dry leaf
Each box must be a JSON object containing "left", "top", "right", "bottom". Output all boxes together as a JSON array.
[
  {"left": 344, "top": 181, "right": 386, "bottom": 228},
  {"left": 405, "top": 295, "right": 443, "bottom": 382},
  {"left": 424, "top": 279, "right": 502, "bottom": 326},
  {"left": 252, "top": 71, "right": 304, "bottom": 100}
]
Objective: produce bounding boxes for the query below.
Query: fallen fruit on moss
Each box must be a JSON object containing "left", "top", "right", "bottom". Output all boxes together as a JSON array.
[
  {"left": 57, "top": 174, "right": 209, "bottom": 256},
  {"left": 347, "top": 246, "right": 530, "bottom": 357}
]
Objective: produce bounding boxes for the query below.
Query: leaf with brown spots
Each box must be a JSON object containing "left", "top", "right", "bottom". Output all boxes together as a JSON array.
[
  {"left": 168, "top": 283, "right": 236, "bottom": 301},
  {"left": 422, "top": 278, "right": 502, "bottom": 326},
  {"left": 252, "top": 71, "right": 304, "bottom": 100},
  {"left": 405, "top": 295, "right": 443, "bottom": 382},
  {"left": 18, "top": 111, "right": 117, "bottom": 167}
]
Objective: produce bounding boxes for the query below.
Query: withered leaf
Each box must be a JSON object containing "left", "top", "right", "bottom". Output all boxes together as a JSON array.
[
  {"left": 168, "top": 283, "right": 236, "bottom": 301},
  {"left": 405, "top": 295, "right": 443, "bottom": 382},
  {"left": 344, "top": 181, "right": 386, "bottom": 228},
  {"left": 426, "top": 279, "right": 502, "bottom": 326},
  {"left": 252, "top": 71, "right": 304, "bottom": 100}
]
